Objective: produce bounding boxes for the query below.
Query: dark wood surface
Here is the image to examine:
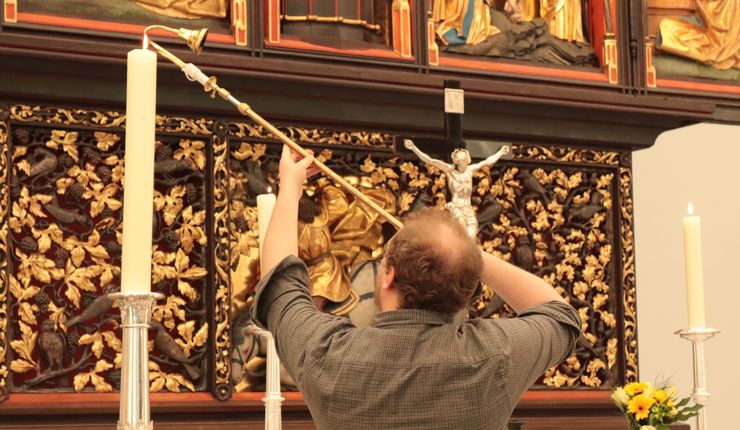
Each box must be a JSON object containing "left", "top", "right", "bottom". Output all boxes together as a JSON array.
[
  {"left": 0, "top": 391, "right": 690, "bottom": 429},
  {"left": 1, "top": 29, "right": 738, "bottom": 152}
]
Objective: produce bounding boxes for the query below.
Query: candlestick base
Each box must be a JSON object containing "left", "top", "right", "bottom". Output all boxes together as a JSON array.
[
  {"left": 675, "top": 326, "right": 719, "bottom": 430},
  {"left": 110, "top": 292, "right": 165, "bottom": 430}
]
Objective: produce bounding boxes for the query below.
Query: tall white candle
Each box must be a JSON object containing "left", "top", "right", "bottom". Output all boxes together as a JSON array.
[
  {"left": 120, "top": 48, "right": 157, "bottom": 294},
  {"left": 257, "top": 191, "right": 276, "bottom": 256},
  {"left": 682, "top": 203, "right": 706, "bottom": 329}
]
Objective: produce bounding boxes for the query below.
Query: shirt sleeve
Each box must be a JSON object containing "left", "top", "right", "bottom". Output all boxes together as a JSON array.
[
  {"left": 250, "top": 255, "right": 354, "bottom": 386},
  {"left": 491, "top": 300, "right": 581, "bottom": 407}
]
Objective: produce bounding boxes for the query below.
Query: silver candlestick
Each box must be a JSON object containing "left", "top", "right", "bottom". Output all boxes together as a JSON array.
[
  {"left": 247, "top": 325, "right": 284, "bottom": 430},
  {"left": 110, "top": 291, "right": 164, "bottom": 430},
  {"left": 675, "top": 327, "right": 720, "bottom": 430}
]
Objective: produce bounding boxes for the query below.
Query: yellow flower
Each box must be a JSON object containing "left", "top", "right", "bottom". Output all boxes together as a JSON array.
[
  {"left": 641, "top": 426, "right": 657, "bottom": 430},
  {"left": 654, "top": 389, "right": 669, "bottom": 404},
  {"left": 624, "top": 382, "right": 650, "bottom": 396},
  {"left": 627, "top": 394, "right": 655, "bottom": 421}
]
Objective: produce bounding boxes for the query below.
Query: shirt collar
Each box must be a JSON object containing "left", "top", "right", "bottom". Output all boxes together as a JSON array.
[{"left": 371, "top": 308, "right": 466, "bottom": 328}]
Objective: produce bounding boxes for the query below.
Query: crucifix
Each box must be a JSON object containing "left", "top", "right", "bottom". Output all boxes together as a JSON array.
[{"left": 401, "top": 80, "right": 511, "bottom": 238}]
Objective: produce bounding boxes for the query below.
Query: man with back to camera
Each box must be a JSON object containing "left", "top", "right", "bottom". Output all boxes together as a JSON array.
[{"left": 252, "top": 145, "right": 582, "bottom": 430}]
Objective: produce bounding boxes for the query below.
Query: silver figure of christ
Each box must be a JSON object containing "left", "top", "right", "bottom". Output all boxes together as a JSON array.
[{"left": 404, "top": 139, "right": 510, "bottom": 238}]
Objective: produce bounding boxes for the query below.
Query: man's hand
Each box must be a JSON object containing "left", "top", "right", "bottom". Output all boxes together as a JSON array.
[{"left": 279, "top": 145, "right": 319, "bottom": 201}]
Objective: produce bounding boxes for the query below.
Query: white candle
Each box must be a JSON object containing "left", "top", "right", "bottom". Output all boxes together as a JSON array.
[
  {"left": 120, "top": 48, "right": 157, "bottom": 293},
  {"left": 682, "top": 203, "right": 706, "bottom": 329},
  {"left": 257, "top": 191, "right": 276, "bottom": 256}
]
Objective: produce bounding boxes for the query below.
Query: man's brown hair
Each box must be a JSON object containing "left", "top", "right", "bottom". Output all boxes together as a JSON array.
[{"left": 385, "top": 207, "right": 483, "bottom": 314}]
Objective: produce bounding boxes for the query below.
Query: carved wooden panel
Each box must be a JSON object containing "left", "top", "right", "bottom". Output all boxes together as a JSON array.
[{"left": 0, "top": 104, "right": 637, "bottom": 402}]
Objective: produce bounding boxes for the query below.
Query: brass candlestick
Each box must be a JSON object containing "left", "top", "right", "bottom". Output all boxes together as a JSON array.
[{"left": 142, "top": 25, "right": 403, "bottom": 230}]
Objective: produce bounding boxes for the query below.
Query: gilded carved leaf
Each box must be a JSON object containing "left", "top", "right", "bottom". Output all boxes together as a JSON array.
[
  {"left": 398, "top": 192, "right": 415, "bottom": 214},
  {"left": 151, "top": 246, "right": 177, "bottom": 285},
  {"left": 101, "top": 331, "right": 122, "bottom": 353},
  {"left": 9, "top": 274, "right": 39, "bottom": 302},
  {"left": 48, "top": 302, "right": 68, "bottom": 331},
  {"left": 68, "top": 163, "right": 100, "bottom": 188},
  {"left": 73, "top": 360, "right": 113, "bottom": 392},
  {"left": 46, "top": 130, "right": 79, "bottom": 161},
  {"left": 32, "top": 223, "right": 64, "bottom": 253},
  {"left": 177, "top": 206, "right": 207, "bottom": 254},
  {"left": 154, "top": 186, "right": 186, "bottom": 226},
  {"left": 104, "top": 155, "right": 125, "bottom": 184},
  {"left": 61, "top": 230, "right": 110, "bottom": 267},
  {"left": 148, "top": 361, "right": 195, "bottom": 392},
  {"left": 232, "top": 143, "right": 267, "bottom": 161},
  {"left": 360, "top": 156, "right": 376, "bottom": 173},
  {"left": 175, "top": 320, "right": 208, "bottom": 358},
  {"left": 173, "top": 139, "right": 206, "bottom": 170},
  {"left": 153, "top": 295, "right": 187, "bottom": 330},
  {"left": 316, "top": 148, "right": 333, "bottom": 163},
  {"left": 10, "top": 321, "right": 37, "bottom": 363},
  {"left": 78, "top": 332, "right": 105, "bottom": 359},
  {"left": 63, "top": 259, "right": 105, "bottom": 309},
  {"left": 82, "top": 182, "right": 122, "bottom": 218},
  {"left": 174, "top": 249, "right": 207, "bottom": 302},
  {"left": 18, "top": 302, "right": 39, "bottom": 325},
  {"left": 94, "top": 132, "right": 120, "bottom": 151},
  {"left": 10, "top": 359, "right": 36, "bottom": 374},
  {"left": 15, "top": 249, "right": 64, "bottom": 287}
]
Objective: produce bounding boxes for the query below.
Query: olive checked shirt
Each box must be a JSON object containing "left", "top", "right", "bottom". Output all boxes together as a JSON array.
[{"left": 251, "top": 256, "right": 581, "bottom": 430}]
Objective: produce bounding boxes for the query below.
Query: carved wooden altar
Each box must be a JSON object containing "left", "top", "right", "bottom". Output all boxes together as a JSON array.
[{"left": 0, "top": 1, "right": 737, "bottom": 429}]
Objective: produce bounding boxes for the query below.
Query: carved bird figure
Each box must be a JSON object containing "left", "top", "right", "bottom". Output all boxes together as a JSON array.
[
  {"left": 44, "top": 196, "right": 88, "bottom": 224},
  {"left": 568, "top": 192, "right": 604, "bottom": 222},
  {"left": 65, "top": 285, "right": 119, "bottom": 328},
  {"left": 38, "top": 320, "right": 66, "bottom": 371},
  {"left": 28, "top": 148, "right": 58, "bottom": 178},
  {"left": 513, "top": 235, "right": 535, "bottom": 272},
  {"left": 476, "top": 197, "right": 504, "bottom": 226},
  {"left": 154, "top": 158, "right": 196, "bottom": 176},
  {"left": 150, "top": 321, "right": 200, "bottom": 380}
]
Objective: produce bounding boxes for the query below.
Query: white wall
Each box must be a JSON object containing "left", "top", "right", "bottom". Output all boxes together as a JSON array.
[{"left": 633, "top": 123, "right": 739, "bottom": 430}]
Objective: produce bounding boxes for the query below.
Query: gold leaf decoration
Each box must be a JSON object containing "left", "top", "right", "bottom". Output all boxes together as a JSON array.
[
  {"left": 94, "top": 131, "right": 120, "bottom": 151},
  {"left": 78, "top": 332, "right": 105, "bottom": 359},
  {"left": 177, "top": 206, "right": 207, "bottom": 254},
  {"left": 174, "top": 249, "right": 207, "bottom": 302},
  {"left": 82, "top": 182, "right": 122, "bottom": 218},
  {"left": 173, "top": 139, "right": 206, "bottom": 170},
  {"left": 149, "top": 361, "right": 195, "bottom": 392},
  {"left": 73, "top": 360, "right": 113, "bottom": 392},
  {"left": 154, "top": 186, "right": 186, "bottom": 226},
  {"left": 46, "top": 130, "right": 79, "bottom": 161},
  {"left": 175, "top": 320, "right": 209, "bottom": 358}
]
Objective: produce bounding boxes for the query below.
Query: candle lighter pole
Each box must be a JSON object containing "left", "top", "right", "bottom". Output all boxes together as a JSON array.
[{"left": 675, "top": 327, "right": 719, "bottom": 430}]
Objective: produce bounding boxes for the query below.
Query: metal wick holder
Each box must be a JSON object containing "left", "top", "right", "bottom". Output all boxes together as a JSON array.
[
  {"left": 674, "top": 327, "right": 720, "bottom": 430},
  {"left": 110, "top": 292, "right": 165, "bottom": 430}
]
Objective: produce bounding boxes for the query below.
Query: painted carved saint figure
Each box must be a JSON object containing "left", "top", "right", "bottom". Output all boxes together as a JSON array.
[
  {"left": 432, "top": 0, "right": 596, "bottom": 66},
  {"left": 133, "top": 0, "right": 228, "bottom": 19},
  {"left": 404, "top": 139, "right": 510, "bottom": 238},
  {"left": 509, "top": 0, "right": 586, "bottom": 43},
  {"left": 657, "top": 0, "right": 740, "bottom": 70}
]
